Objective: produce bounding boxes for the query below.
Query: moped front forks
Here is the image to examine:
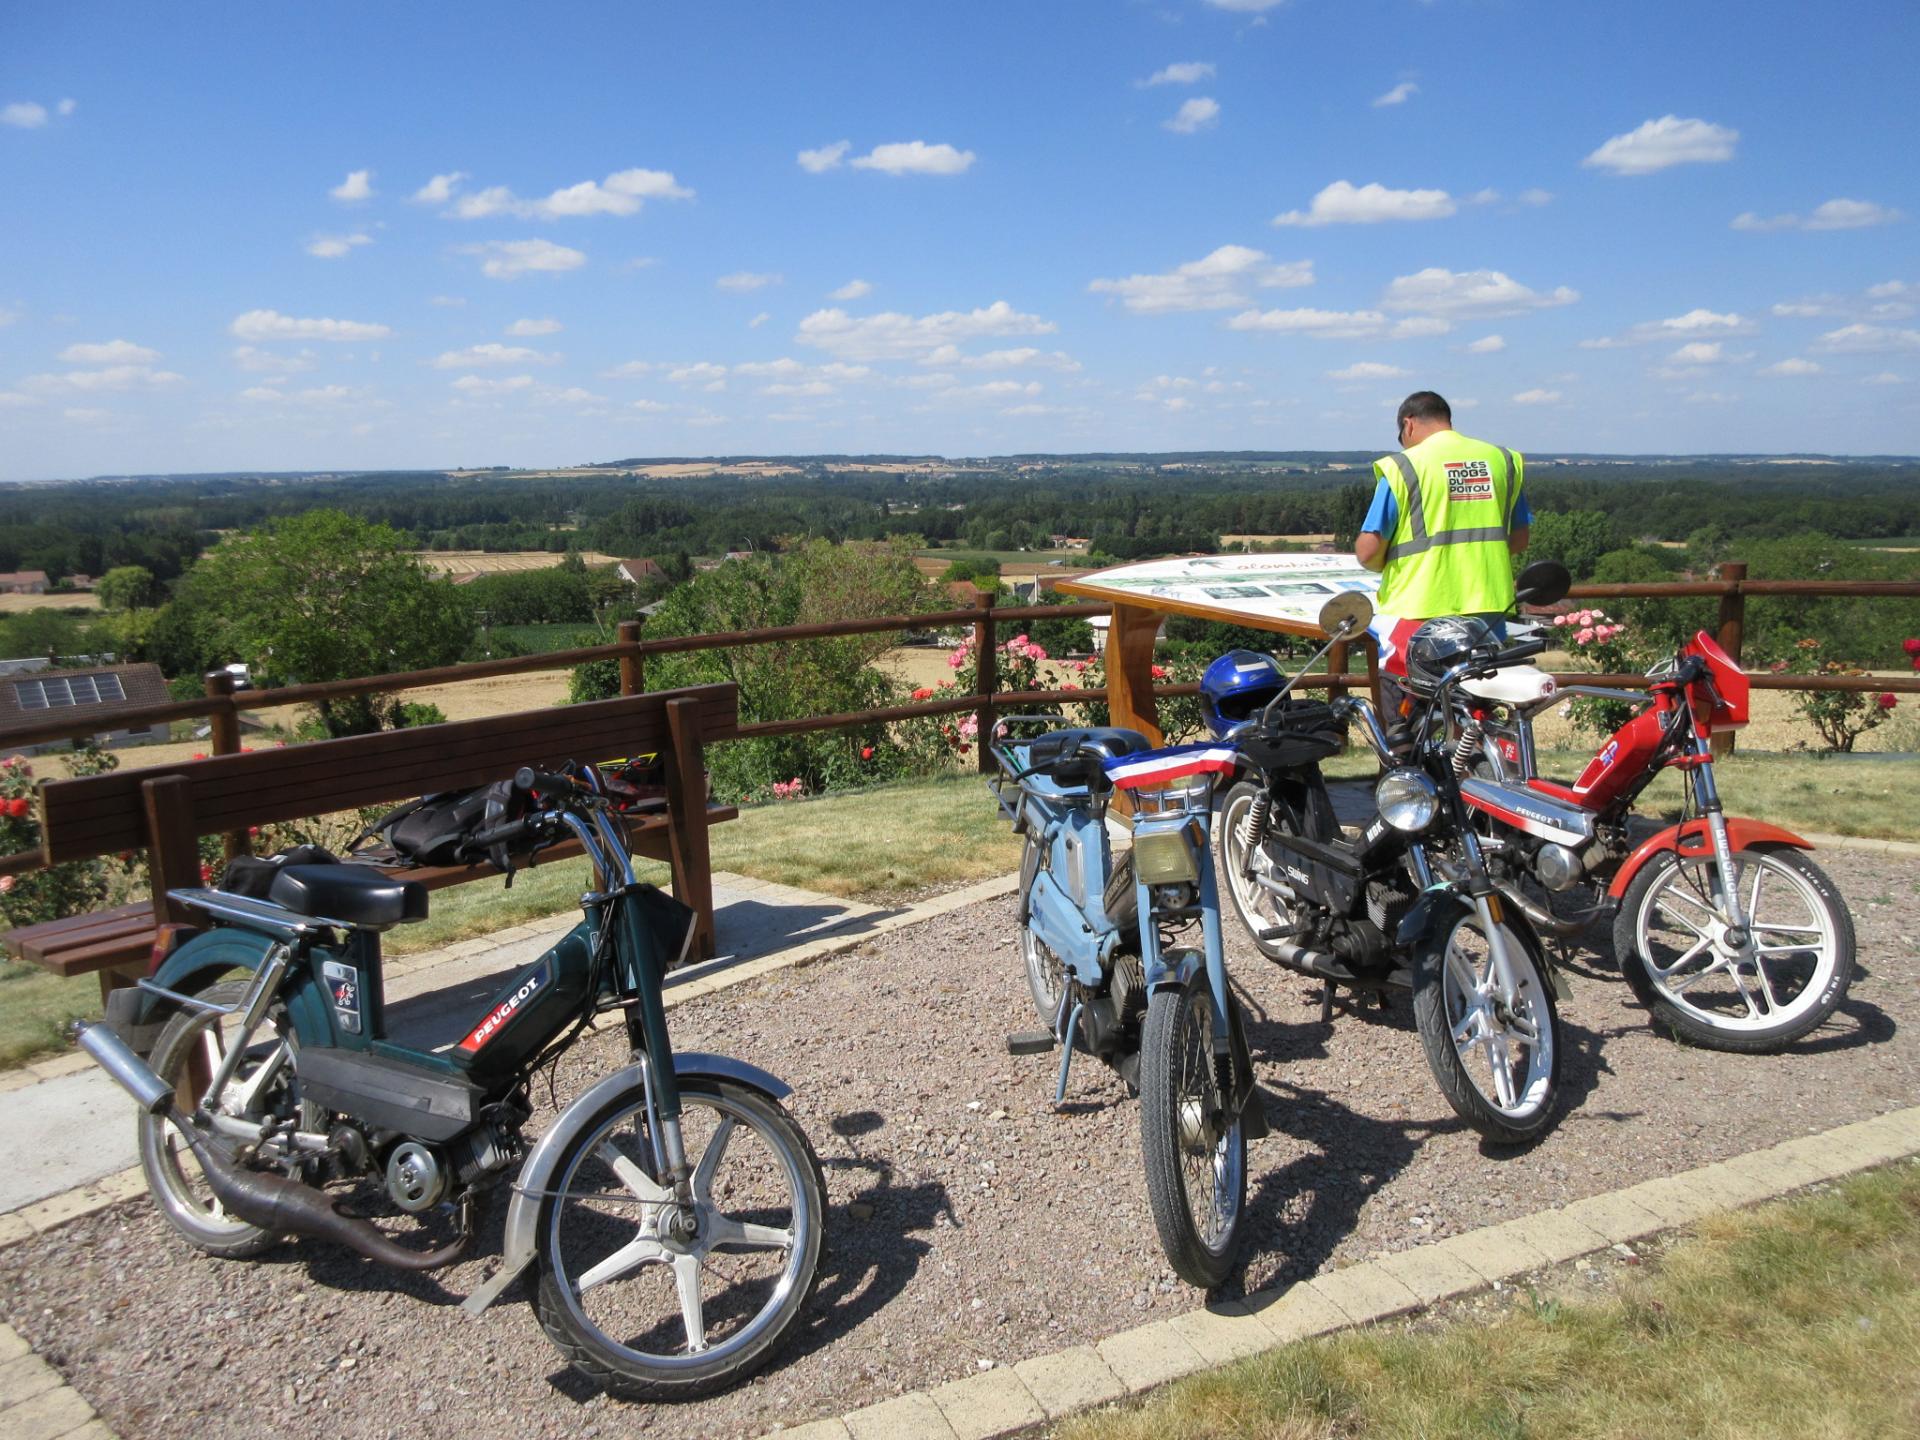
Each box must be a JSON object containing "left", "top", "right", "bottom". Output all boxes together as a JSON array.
[{"left": 1689, "top": 755, "right": 1752, "bottom": 934}]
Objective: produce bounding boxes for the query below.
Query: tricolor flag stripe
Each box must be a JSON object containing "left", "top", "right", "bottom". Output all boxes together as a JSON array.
[{"left": 1103, "top": 744, "right": 1239, "bottom": 789}]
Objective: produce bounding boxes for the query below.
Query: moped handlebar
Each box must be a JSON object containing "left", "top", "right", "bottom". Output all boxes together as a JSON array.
[{"left": 513, "top": 766, "right": 580, "bottom": 797}]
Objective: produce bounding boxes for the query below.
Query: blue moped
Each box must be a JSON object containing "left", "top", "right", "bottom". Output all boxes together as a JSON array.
[{"left": 989, "top": 720, "right": 1266, "bottom": 1286}]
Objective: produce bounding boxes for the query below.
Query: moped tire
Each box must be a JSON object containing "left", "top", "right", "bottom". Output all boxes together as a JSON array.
[
  {"left": 534, "top": 1075, "right": 826, "bottom": 1400},
  {"left": 1216, "top": 780, "right": 1298, "bottom": 961},
  {"left": 1411, "top": 913, "right": 1561, "bottom": 1145},
  {"left": 1615, "top": 845, "right": 1855, "bottom": 1054},
  {"left": 137, "top": 978, "right": 312, "bottom": 1258},
  {"left": 1019, "top": 838, "right": 1067, "bottom": 1025},
  {"left": 1139, "top": 981, "right": 1247, "bottom": 1288}
]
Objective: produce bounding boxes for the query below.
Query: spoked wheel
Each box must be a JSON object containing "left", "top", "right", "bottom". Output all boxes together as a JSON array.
[
  {"left": 535, "top": 1076, "right": 826, "bottom": 1401},
  {"left": 1217, "top": 780, "right": 1298, "bottom": 960},
  {"left": 1139, "top": 976, "right": 1246, "bottom": 1288},
  {"left": 1412, "top": 911, "right": 1561, "bottom": 1144},
  {"left": 137, "top": 978, "right": 315, "bottom": 1258},
  {"left": 1616, "top": 846, "right": 1855, "bottom": 1053}
]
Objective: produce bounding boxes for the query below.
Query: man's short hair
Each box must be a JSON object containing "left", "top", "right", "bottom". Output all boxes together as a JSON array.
[{"left": 1397, "top": 391, "right": 1452, "bottom": 427}]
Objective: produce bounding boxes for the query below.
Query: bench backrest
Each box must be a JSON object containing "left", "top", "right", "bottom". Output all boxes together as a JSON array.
[{"left": 38, "top": 683, "right": 740, "bottom": 865}]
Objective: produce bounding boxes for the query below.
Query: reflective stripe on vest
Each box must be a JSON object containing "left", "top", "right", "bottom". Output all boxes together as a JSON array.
[{"left": 1381, "top": 449, "right": 1518, "bottom": 562}]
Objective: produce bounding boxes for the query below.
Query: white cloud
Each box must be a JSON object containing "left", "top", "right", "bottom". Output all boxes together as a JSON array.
[
  {"left": 1143, "top": 61, "right": 1216, "bottom": 87},
  {"left": 56, "top": 99, "right": 75, "bottom": 117},
  {"left": 798, "top": 140, "right": 850, "bottom": 173},
  {"left": 506, "top": 317, "right": 562, "bottom": 336},
  {"left": 717, "top": 271, "right": 781, "bottom": 292},
  {"left": 63, "top": 407, "right": 111, "bottom": 423},
  {"left": 1735, "top": 197, "right": 1902, "bottom": 232},
  {"left": 0, "top": 307, "right": 16, "bottom": 327},
  {"left": 450, "top": 373, "right": 538, "bottom": 395},
  {"left": 1669, "top": 341, "right": 1726, "bottom": 364},
  {"left": 0, "top": 391, "right": 39, "bottom": 407},
  {"left": 411, "top": 171, "right": 468, "bottom": 204},
  {"left": 796, "top": 300, "right": 1056, "bottom": 361},
  {"left": 1867, "top": 281, "right": 1911, "bottom": 299},
  {"left": 922, "top": 345, "right": 1080, "bottom": 372},
  {"left": 460, "top": 238, "right": 587, "bottom": 279},
  {"left": 1760, "top": 358, "right": 1821, "bottom": 376},
  {"left": 601, "top": 360, "right": 653, "bottom": 379},
  {"left": 1164, "top": 97, "right": 1220, "bottom": 135},
  {"left": 330, "top": 169, "right": 374, "bottom": 202},
  {"left": 831, "top": 278, "right": 873, "bottom": 301},
  {"left": 2, "top": 101, "right": 48, "bottom": 128},
  {"left": 628, "top": 398, "right": 670, "bottom": 413},
  {"left": 1813, "top": 323, "right": 1920, "bottom": 353},
  {"left": 1465, "top": 335, "right": 1507, "bottom": 354},
  {"left": 1657, "top": 308, "right": 1746, "bottom": 334},
  {"left": 1227, "top": 307, "right": 1392, "bottom": 339},
  {"left": 25, "top": 365, "right": 184, "bottom": 393},
  {"left": 1583, "top": 116, "right": 1737, "bottom": 175},
  {"left": 240, "top": 386, "right": 283, "bottom": 402},
  {"left": 1518, "top": 188, "right": 1554, "bottom": 207},
  {"left": 1511, "top": 388, "right": 1561, "bottom": 405},
  {"left": 1274, "top": 179, "right": 1456, "bottom": 227},
  {"left": 850, "top": 141, "right": 976, "bottom": 176},
  {"left": 60, "top": 339, "right": 159, "bottom": 365},
  {"left": 232, "top": 346, "right": 315, "bottom": 374},
  {"left": 667, "top": 361, "right": 728, "bottom": 386},
  {"left": 749, "top": 311, "right": 771, "bottom": 328},
  {"left": 1865, "top": 372, "right": 1905, "bottom": 385},
  {"left": 1328, "top": 362, "right": 1409, "bottom": 380},
  {"left": 1089, "top": 244, "right": 1313, "bottom": 313},
  {"left": 306, "top": 232, "right": 373, "bottom": 259},
  {"left": 431, "top": 343, "right": 559, "bottom": 369},
  {"left": 1373, "top": 82, "right": 1418, "bottom": 107},
  {"left": 1467, "top": 188, "right": 1501, "bottom": 206},
  {"left": 449, "top": 168, "right": 692, "bottom": 219},
  {"left": 429, "top": 295, "right": 467, "bottom": 307},
  {"left": 1379, "top": 267, "right": 1578, "bottom": 317},
  {"left": 230, "top": 309, "right": 392, "bottom": 342}
]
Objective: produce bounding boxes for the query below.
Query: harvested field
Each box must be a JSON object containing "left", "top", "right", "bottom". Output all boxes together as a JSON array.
[
  {"left": 413, "top": 551, "right": 619, "bottom": 578},
  {"left": 0, "top": 592, "right": 99, "bottom": 613},
  {"left": 3, "top": 853, "right": 1916, "bottom": 1439}
]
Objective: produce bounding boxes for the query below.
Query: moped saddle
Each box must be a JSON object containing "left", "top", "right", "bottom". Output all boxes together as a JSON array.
[
  {"left": 1023, "top": 727, "right": 1153, "bottom": 787},
  {"left": 268, "top": 864, "right": 429, "bottom": 930}
]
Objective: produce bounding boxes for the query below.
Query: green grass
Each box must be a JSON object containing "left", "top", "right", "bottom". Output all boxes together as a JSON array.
[
  {"left": 487, "top": 621, "right": 603, "bottom": 652},
  {"left": 1061, "top": 1162, "right": 1920, "bottom": 1440},
  {"left": 0, "top": 962, "right": 100, "bottom": 1070}
]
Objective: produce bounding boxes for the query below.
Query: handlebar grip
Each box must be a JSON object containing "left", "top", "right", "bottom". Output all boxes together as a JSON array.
[
  {"left": 513, "top": 766, "right": 575, "bottom": 796},
  {"left": 466, "top": 817, "right": 532, "bottom": 851},
  {"left": 1493, "top": 637, "right": 1547, "bottom": 665}
]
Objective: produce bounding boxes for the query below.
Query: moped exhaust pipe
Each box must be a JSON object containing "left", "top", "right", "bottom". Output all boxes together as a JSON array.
[
  {"left": 73, "top": 1022, "right": 470, "bottom": 1272},
  {"left": 1499, "top": 887, "right": 1616, "bottom": 940}
]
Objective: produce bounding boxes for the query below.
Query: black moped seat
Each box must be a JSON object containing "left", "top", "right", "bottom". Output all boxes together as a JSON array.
[
  {"left": 1022, "top": 726, "right": 1154, "bottom": 787},
  {"left": 269, "top": 864, "right": 429, "bottom": 929}
]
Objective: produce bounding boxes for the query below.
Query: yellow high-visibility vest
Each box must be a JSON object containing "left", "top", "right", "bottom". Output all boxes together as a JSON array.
[{"left": 1373, "top": 431, "right": 1523, "bottom": 618}]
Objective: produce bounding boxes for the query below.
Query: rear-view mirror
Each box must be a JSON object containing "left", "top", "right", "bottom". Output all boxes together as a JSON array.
[
  {"left": 1515, "top": 560, "right": 1571, "bottom": 607},
  {"left": 1318, "top": 592, "right": 1374, "bottom": 638}
]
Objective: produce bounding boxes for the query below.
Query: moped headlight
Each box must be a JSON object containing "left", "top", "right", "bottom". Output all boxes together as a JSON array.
[
  {"left": 1374, "top": 768, "right": 1439, "bottom": 833},
  {"left": 1133, "top": 827, "right": 1200, "bottom": 885}
]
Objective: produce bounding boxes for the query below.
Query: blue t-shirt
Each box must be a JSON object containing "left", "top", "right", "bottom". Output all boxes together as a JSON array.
[{"left": 1360, "top": 475, "right": 1533, "bottom": 537}]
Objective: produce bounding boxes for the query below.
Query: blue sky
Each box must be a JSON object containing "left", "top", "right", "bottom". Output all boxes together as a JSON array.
[{"left": 2, "top": 0, "right": 1915, "bottom": 479}]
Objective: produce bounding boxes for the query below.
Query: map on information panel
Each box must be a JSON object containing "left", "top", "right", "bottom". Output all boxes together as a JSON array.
[{"left": 1058, "top": 553, "right": 1382, "bottom": 637}]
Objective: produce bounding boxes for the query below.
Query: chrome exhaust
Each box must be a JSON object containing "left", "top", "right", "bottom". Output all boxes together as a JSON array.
[{"left": 73, "top": 1022, "right": 471, "bottom": 1272}]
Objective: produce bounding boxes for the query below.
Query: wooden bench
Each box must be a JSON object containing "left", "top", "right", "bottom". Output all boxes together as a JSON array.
[{"left": 2, "top": 684, "right": 741, "bottom": 1000}]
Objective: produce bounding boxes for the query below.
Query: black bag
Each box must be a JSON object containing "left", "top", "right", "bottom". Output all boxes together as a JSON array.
[
  {"left": 217, "top": 844, "right": 339, "bottom": 898},
  {"left": 366, "top": 780, "right": 526, "bottom": 867}
]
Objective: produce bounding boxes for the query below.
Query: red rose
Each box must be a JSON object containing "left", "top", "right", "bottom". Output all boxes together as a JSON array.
[
  {"left": 1878, "top": 693, "right": 1898, "bottom": 711},
  {"left": 860, "top": 746, "right": 874, "bottom": 760},
  {"left": 1903, "top": 638, "right": 1920, "bottom": 655},
  {"left": 6, "top": 796, "right": 27, "bottom": 818}
]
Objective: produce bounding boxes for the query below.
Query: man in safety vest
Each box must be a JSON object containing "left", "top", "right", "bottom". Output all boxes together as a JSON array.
[{"left": 1354, "top": 389, "right": 1532, "bottom": 623}]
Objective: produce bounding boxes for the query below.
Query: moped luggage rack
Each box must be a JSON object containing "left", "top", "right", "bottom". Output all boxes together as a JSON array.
[{"left": 985, "top": 713, "right": 1114, "bottom": 827}]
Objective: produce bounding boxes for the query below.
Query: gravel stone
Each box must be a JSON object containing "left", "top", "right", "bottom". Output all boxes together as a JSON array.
[{"left": 2, "top": 853, "right": 1917, "bottom": 1439}]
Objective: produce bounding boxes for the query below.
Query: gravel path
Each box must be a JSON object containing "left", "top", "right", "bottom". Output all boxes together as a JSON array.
[{"left": 2, "top": 855, "right": 1915, "bottom": 1439}]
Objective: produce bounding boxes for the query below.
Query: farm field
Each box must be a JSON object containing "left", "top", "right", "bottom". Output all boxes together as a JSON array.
[
  {"left": 411, "top": 549, "right": 619, "bottom": 577},
  {"left": 0, "top": 592, "right": 99, "bottom": 613}
]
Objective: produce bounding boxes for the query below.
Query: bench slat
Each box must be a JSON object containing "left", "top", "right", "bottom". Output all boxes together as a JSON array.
[{"left": 41, "top": 686, "right": 739, "bottom": 863}]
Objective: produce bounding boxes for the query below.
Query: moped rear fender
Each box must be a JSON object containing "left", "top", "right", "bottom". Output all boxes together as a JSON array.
[
  {"left": 462, "top": 1050, "right": 794, "bottom": 1317},
  {"left": 135, "top": 928, "right": 277, "bottom": 1025},
  {"left": 1605, "top": 817, "right": 1812, "bottom": 899}
]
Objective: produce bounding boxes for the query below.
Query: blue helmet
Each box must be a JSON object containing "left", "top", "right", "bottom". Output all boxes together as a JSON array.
[{"left": 1200, "top": 650, "right": 1287, "bottom": 739}]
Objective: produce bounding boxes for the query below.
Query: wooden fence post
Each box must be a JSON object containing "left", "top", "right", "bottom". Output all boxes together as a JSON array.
[
  {"left": 973, "top": 590, "right": 997, "bottom": 774},
  {"left": 618, "top": 618, "right": 645, "bottom": 696},
  {"left": 203, "top": 670, "right": 249, "bottom": 859},
  {"left": 1714, "top": 561, "right": 1748, "bottom": 757},
  {"left": 1327, "top": 636, "right": 1350, "bottom": 697}
]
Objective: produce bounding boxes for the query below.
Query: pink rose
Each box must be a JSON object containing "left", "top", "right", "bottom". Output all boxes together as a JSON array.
[
  {"left": 1553, "top": 614, "right": 1570, "bottom": 627},
  {"left": 0, "top": 875, "right": 13, "bottom": 894},
  {"left": 1575, "top": 627, "right": 1595, "bottom": 645}
]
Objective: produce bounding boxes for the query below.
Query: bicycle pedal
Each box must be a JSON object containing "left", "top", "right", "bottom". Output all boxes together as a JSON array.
[{"left": 1005, "top": 1031, "right": 1056, "bottom": 1056}]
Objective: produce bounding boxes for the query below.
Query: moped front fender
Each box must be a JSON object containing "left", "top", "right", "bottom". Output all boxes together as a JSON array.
[
  {"left": 1399, "top": 887, "right": 1565, "bottom": 1000},
  {"left": 461, "top": 1051, "right": 793, "bottom": 1316},
  {"left": 1605, "top": 817, "right": 1812, "bottom": 899}
]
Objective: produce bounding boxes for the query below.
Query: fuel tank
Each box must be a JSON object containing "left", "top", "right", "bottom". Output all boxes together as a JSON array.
[{"left": 1459, "top": 776, "right": 1598, "bottom": 848}]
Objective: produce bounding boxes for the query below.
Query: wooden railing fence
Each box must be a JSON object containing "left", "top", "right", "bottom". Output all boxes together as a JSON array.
[{"left": 2, "top": 570, "right": 1917, "bottom": 882}]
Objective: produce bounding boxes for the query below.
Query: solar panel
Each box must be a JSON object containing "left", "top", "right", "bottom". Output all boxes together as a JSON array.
[{"left": 12, "top": 673, "right": 128, "bottom": 709}]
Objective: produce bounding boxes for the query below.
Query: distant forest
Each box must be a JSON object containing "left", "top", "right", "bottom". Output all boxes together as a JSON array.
[{"left": 2, "top": 457, "right": 1917, "bottom": 587}]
